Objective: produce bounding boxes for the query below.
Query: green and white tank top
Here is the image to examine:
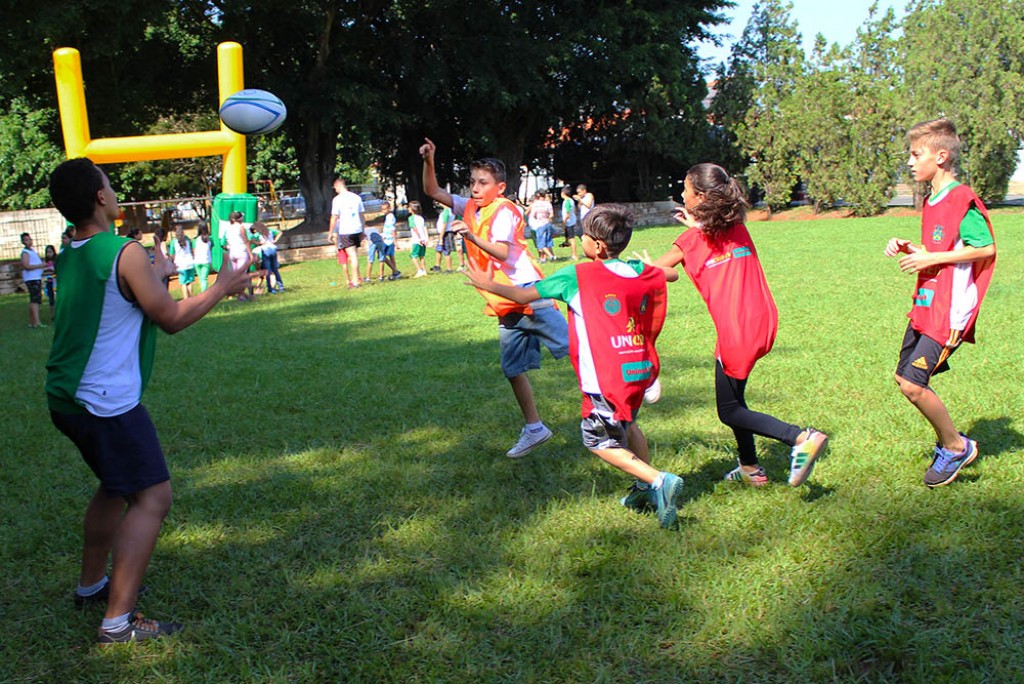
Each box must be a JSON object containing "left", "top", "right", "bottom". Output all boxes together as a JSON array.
[{"left": 46, "top": 232, "right": 157, "bottom": 416}]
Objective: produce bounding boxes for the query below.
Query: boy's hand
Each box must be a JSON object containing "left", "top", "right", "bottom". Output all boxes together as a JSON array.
[
  {"left": 884, "top": 238, "right": 913, "bottom": 257},
  {"left": 152, "top": 245, "right": 177, "bottom": 280},
  {"left": 216, "top": 254, "right": 254, "bottom": 296},
  {"left": 419, "top": 138, "right": 436, "bottom": 162},
  {"left": 463, "top": 256, "right": 495, "bottom": 290},
  {"left": 630, "top": 249, "right": 654, "bottom": 266},
  {"left": 898, "top": 249, "right": 933, "bottom": 274}
]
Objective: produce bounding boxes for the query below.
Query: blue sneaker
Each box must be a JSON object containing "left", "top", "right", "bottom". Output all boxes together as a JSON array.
[
  {"left": 620, "top": 481, "right": 653, "bottom": 513},
  {"left": 651, "top": 473, "right": 684, "bottom": 528},
  {"left": 924, "top": 434, "right": 978, "bottom": 488}
]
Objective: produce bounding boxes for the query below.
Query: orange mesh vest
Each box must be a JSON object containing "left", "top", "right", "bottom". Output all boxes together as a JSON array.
[{"left": 462, "top": 197, "right": 543, "bottom": 316}]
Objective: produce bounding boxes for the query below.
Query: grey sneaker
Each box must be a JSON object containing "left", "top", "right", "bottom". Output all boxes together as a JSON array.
[
  {"left": 506, "top": 425, "right": 553, "bottom": 458},
  {"left": 924, "top": 434, "right": 978, "bottom": 488},
  {"left": 97, "top": 611, "right": 183, "bottom": 645}
]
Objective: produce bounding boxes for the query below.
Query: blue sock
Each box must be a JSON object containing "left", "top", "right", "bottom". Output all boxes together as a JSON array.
[
  {"left": 77, "top": 575, "right": 108, "bottom": 597},
  {"left": 526, "top": 421, "right": 545, "bottom": 433}
]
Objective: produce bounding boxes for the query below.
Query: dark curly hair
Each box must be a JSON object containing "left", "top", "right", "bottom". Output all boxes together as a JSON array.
[{"left": 686, "top": 163, "right": 748, "bottom": 237}]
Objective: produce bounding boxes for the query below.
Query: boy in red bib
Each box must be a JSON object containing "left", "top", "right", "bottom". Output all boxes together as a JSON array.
[
  {"left": 467, "top": 204, "right": 686, "bottom": 528},
  {"left": 885, "top": 118, "right": 996, "bottom": 487},
  {"left": 421, "top": 138, "right": 569, "bottom": 458}
]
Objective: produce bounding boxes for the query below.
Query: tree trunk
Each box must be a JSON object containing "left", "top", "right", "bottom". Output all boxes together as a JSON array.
[{"left": 293, "top": 113, "right": 338, "bottom": 234}]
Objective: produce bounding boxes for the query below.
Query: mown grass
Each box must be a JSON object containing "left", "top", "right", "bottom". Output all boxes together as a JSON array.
[{"left": 2, "top": 211, "right": 1022, "bottom": 683}]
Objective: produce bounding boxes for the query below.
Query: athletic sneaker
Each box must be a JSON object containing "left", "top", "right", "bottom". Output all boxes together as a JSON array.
[
  {"left": 788, "top": 428, "right": 828, "bottom": 487},
  {"left": 723, "top": 464, "right": 769, "bottom": 487},
  {"left": 924, "top": 434, "right": 978, "bottom": 488},
  {"left": 97, "top": 611, "right": 183, "bottom": 645},
  {"left": 651, "top": 473, "right": 684, "bottom": 528},
  {"left": 74, "top": 583, "right": 149, "bottom": 607},
  {"left": 643, "top": 378, "right": 662, "bottom": 404},
  {"left": 620, "top": 481, "right": 653, "bottom": 513},
  {"left": 506, "top": 425, "right": 553, "bottom": 458}
]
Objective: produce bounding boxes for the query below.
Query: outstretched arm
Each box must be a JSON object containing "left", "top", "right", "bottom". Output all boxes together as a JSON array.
[
  {"left": 118, "top": 241, "right": 251, "bottom": 334},
  {"left": 463, "top": 258, "right": 539, "bottom": 304},
  {"left": 452, "top": 219, "right": 511, "bottom": 263},
  {"left": 420, "top": 138, "right": 454, "bottom": 208}
]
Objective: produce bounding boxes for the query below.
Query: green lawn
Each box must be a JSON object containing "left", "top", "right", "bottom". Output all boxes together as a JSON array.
[{"left": 2, "top": 211, "right": 1022, "bottom": 682}]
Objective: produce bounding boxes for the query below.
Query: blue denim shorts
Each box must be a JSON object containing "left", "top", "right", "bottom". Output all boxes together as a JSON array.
[{"left": 497, "top": 295, "right": 569, "bottom": 378}]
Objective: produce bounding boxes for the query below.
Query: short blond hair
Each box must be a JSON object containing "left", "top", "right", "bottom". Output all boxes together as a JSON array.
[{"left": 908, "top": 118, "right": 961, "bottom": 164}]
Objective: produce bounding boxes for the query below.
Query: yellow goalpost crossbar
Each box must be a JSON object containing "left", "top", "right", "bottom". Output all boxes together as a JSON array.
[{"left": 52, "top": 41, "right": 249, "bottom": 195}]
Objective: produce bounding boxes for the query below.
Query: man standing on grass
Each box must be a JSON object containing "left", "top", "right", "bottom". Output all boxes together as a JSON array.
[
  {"left": 46, "top": 158, "right": 251, "bottom": 645},
  {"left": 329, "top": 176, "right": 366, "bottom": 289}
]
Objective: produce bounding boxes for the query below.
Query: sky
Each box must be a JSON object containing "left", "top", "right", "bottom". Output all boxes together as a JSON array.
[{"left": 696, "top": 0, "right": 907, "bottom": 69}]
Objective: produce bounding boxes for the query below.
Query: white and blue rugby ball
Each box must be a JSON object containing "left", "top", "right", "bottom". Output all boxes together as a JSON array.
[{"left": 218, "top": 89, "right": 287, "bottom": 135}]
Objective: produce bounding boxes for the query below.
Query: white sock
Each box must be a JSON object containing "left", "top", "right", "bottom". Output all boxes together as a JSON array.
[
  {"left": 77, "top": 575, "right": 109, "bottom": 597},
  {"left": 526, "top": 421, "right": 545, "bottom": 433},
  {"left": 100, "top": 612, "right": 132, "bottom": 633},
  {"left": 652, "top": 472, "right": 666, "bottom": 490}
]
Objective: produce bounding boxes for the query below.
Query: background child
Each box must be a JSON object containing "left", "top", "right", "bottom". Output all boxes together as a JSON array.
[
  {"left": 20, "top": 232, "right": 45, "bottom": 328},
  {"left": 884, "top": 117, "right": 996, "bottom": 488},
  {"left": 168, "top": 225, "right": 196, "bottom": 299},
  {"left": 253, "top": 222, "right": 285, "bottom": 293},
  {"left": 432, "top": 201, "right": 456, "bottom": 272},
  {"left": 380, "top": 202, "right": 401, "bottom": 280},
  {"left": 560, "top": 186, "right": 578, "bottom": 260},
  {"left": 408, "top": 201, "right": 429, "bottom": 277},
  {"left": 43, "top": 244, "right": 58, "bottom": 319},
  {"left": 194, "top": 222, "right": 213, "bottom": 293},
  {"left": 421, "top": 137, "right": 569, "bottom": 458},
  {"left": 651, "top": 163, "right": 828, "bottom": 487},
  {"left": 467, "top": 204, "right": 684, "bottom": 527},
  {"left": 528, "top": 191, "right": 556, "bottom": 262}
]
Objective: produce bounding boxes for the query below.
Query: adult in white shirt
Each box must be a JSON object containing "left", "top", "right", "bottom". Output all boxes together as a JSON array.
[
  {"left": 20, "top": 232, "right": 45, "bottom": 328},
  {"left": 329, "top": 177, "right": 366, "bottom": 289}
]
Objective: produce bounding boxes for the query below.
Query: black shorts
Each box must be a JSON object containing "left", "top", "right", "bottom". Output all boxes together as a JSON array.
[
  {"left": 581, "top": 394, "right": 636, "bottom": 450},
  {"left": 26, "top": 279, "right": 42, "bottom": 304},
  {"left": 337, "top": 233, "right": 363, "bottom": 250},
  {"left": 51, "top": 404, "right": 169, "bottom": 498},
  {"left": 895, "top": 323, "right": 956, "bottom": 389}
]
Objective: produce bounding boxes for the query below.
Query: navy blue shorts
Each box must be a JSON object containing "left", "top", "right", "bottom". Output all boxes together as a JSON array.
[{"left": 51, "top": 404, "right": 169, "bottom": 498}]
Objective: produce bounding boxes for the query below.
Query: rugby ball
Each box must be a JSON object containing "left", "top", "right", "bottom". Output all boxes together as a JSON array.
[{"left": 218, "top": 89, "right": 287, "bottom": 135}]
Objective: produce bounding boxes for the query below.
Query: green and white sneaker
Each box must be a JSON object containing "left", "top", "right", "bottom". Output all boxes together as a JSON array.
[
  {"left": 723, "top": 463, "right": 769, "bottom": 487},
  {"left": 789, "top": 428, "right": 828, "bottom": 486}
]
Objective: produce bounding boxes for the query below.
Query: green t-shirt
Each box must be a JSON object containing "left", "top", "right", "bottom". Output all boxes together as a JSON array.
[
  {"left": 534, "top": 259, "right": 645, "bottom": 308},
  {"left": 929, "top": 182, "right": 993, "bottom": 247}
]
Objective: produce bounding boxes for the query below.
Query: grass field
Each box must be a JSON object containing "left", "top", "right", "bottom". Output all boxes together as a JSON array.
[{"left": 2, "top": 212, "right": 1023, "bottom": 683}]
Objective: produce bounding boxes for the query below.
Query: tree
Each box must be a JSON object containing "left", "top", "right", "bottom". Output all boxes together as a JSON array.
[
  {"left": 0, "top": 99, "right": 64, "bottom": 210},
  {"left": 901, "top": 0, "right": 1024, "bottom": 202},
  {"left": 732, "top": 0, "right": 806, "bottom": 212}
]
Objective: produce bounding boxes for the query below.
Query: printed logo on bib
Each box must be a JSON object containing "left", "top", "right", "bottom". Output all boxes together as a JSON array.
[
  {"left": 621, "top": 360, "right": 653, "bottom": 383},
  {"left": 931, "top": 224, "right": 944, "bottom": 243},
  {"left": 603, "top": 294, "right": 621, "bottom": 316},
  {"left": 732, "top": 246, "right": 752, "bottom": 259},
  {"left": 913, "top": 287, "right": 935, "bottom": 308}
]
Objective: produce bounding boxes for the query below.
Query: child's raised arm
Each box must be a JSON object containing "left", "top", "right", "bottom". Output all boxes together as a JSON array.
[
  {"left": 420, "top": 138, "right": 454, "bottom": 209},
  {"left": 463, "top": 258, "right": 539, "bottom": 304}
]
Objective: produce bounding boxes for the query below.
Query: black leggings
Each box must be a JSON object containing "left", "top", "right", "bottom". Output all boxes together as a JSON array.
[{"left": 715, "top": 361, "right": 802, "bottom": 466}]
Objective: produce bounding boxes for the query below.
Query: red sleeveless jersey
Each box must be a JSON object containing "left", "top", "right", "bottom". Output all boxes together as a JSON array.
[
  {"left": 910, "top": 184, "right": 995, "bottom": 345},
  {"left": 571, "top": 261, "right": 667, "bottom": 421},
  {"left": 675, "top": 223, "right": 777, "bottom": 380}
]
